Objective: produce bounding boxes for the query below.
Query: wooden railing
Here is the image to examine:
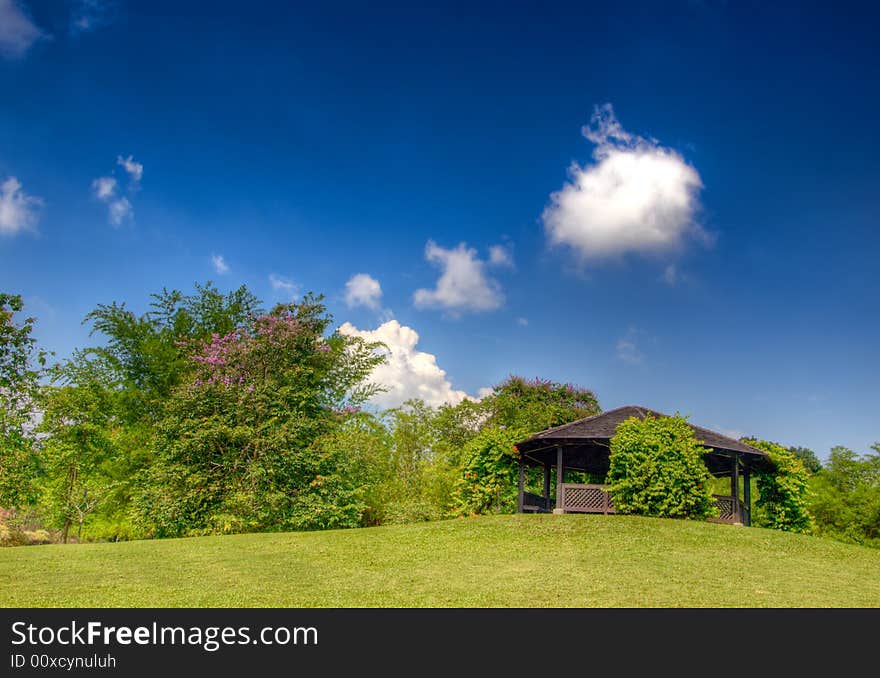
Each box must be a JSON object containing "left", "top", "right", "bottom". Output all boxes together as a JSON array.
[
  {"left": 522, "top": 491, "right": 550, "bottom": 512},
  {"left": 711, "top": 494, "right": 741, "bottom": 524},
  {"left": 559, "top": 484, "right": 614, "bottom": 514}
]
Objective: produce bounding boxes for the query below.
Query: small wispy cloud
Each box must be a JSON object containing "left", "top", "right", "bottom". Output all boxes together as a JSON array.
[
  {"left": 70, "top": 0, "right": 117, "bottom": 35},
  {"left": 0, "top": 176, "right": 42, "bottom": 236},
  {"left": 91, "top": 155, "right": 142, "bottom": 226},
  {"left": 269, "top": 273, "right": 299, "bottom": 300},
  {"left": 117, "top": 154, "right": 143, "bottom": 185},
  {"left": 211, "top": 254, "right": 229, "bottom": 275},
  {"left": 516, "top": 317, "right": 529, "bottom": 327},
  {"left": 616, "top": 326, "right": 645, "bottom": 365},
  {"left": 488, "top": 244, "right": 514, "bottom": 268},
  {"left": 0, "top": 0, "right": 46, "bottom": 59},
  {"left": 662, "top": 264, "right": 679, "bottom": 285}
]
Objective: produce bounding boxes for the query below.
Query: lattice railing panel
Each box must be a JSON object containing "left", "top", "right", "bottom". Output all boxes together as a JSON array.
[
  {"left": 561, "top": 484, "right": 614, "bottom": 514},
  {"left": 713, "top": 495, "right": 737, "bottom": 522}
]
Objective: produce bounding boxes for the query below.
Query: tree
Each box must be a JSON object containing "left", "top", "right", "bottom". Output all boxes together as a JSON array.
[
  {"left": 607, "top": 415, "right": 716, "bottom": 520},
  {"left": 84, "top": 282, "right": 263, "bottom": 421},
  {"left": 132, "top": 294, "right": 385, "bottom": 536},
  {"left": 745, "top": 438, "right": 813, "bottom": 534},
  {"left": 808, "top": 444, "right": 879, "bottom": 544},
  {"left": 0, "top": 293, "right": 47, "bottom": 508},
  {"left": 788, "top": 446, "right": 822, "bottom": 474},
  {"left": 482, "top": 376, "right": 600, "bottom": 435},
  {"left": 38, "top": 354, "right": 126, "bottom": 542}
]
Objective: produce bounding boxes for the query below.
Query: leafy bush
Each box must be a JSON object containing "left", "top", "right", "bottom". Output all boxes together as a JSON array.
[
  {"left": 745, "top": 439, "right": 813, "bottom": 534},
  {"left": 452, "top": 426, "right": 527, "bottom": 516},
  {"left": 607, "top": 415, "right": 716, "bottom": 520}
]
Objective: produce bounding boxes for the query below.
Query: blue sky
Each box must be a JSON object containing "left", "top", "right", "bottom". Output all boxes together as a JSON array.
[{"left": 1, "top": 1, "right": 878, "bottom": 457}]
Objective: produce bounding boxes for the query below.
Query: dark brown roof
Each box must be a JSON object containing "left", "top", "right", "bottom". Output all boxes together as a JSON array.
[{"left": 516, "top": 405, "right": 768, "bottom": 458}]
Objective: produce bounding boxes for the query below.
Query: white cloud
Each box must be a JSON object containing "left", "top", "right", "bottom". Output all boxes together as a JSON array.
[
  {"left": 488, "top": 244, "right": 514, "bottom": 267},
  {"left": 91, "top": 155, "right": 142, "bottom": 225},
  {"left": 269, "top": 273, "right": 299, "bottom": 299},
  {"left": 543, "top": 104, "right": 706, "bottom": 263},
  {"left": 107, "top": 197, "right": 132, "bottom": 226},
  {"left": 662, "top": 264, "right": 679, "bottom": 285},
  {"left": 71, "top": 0, "right": 116, "bottom": 35},
  {"left": 413, "top": 241, "right": 507, "bottom": 314},
  {"left": 0, "top": 0, "right": 45, "bottom": 59},
  {"left": 0, "top": 176, "right": 41, "bottom": 236},
  {"left": 516, "top": 317, "right": 529, "bottom": 327},
  {"left": 211, "top": 254, "right": 229, "bottom": 275},
  {"left": 339, "top": 319, "right": 476, "bottom": 408},
  {"left": 117, "top": 154, "right": 143, "bottom": 185},
  {"left": 344, "top": 273, "right": 382, "bottom": 310},
  {"left": 616, "top": 327, "right": 645, "bottom": 365},
  {"left": 91, "top": 176, "right": 116, "bottom": 200}
]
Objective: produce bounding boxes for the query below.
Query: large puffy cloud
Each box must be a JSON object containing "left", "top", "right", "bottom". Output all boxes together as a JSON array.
[
  {"left": 542, "top": 104, "right": 706, "bottom": 262},
  {"left": 344, "top": 273, "right": 382, "bottom": 310},
  {"left": 0, "top": 176, "right": 42, "bottom": 236},
  {"left": 339, "top": 319, "right": 476, "bottom": 408},
  {"left": 0, "top": 0, "right": 44, "bottom": 59},
  {"left": 413, "top": 241, "right": 510, "bottom": 314}
]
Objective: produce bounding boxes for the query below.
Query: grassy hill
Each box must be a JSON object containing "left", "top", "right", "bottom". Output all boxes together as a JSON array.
[{"left": 1, "top": 514, "right": 878, "bottom": 607}]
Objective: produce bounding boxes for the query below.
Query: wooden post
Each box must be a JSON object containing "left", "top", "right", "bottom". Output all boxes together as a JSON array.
[
  {"left": 731, "top": 454, "right": 740, "bottom": 523},
  {"left": 555, "top": 446, "right": 564, "bottom": 513},
  {"left": 743, "top": 465, "right": 751, "bottom": 526},
  {"left": 517, "top": 456, "right": 525, "bottom": 513},
  {"left": 543, "top": 463, "right": 551, "bottom": 509}
]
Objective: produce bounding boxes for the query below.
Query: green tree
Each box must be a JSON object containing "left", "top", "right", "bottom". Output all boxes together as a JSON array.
[
  {"left": 482, "top": 376, "right": 600, "bottom": 435},
  {"left": 745, "top": 438, "right": 813, "bottom": 534},
  {"left": 39, "top": 355, "right": 121, "bottom": 542},
  {"left": 788, "top": 446, "right": 822, "bottom": 474},
  {"left": 808, "top": 444, "right": 879, "bottom": 545},
  {"left": 0, "top": 293, "right": 47, "bottom": 508},
  {"left": 607, "top": 415, "right": 716, "bottom": 520},
  {"left": 84, "top": 282, "right": 262, "bottom": 421},
  {"left": 132, "top": 294, "right": 385, "bottom": 536}
]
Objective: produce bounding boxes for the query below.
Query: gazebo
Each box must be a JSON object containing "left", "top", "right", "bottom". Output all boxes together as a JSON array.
[{"left": 514, "top": 405, "right": 772, "bottom": 525}]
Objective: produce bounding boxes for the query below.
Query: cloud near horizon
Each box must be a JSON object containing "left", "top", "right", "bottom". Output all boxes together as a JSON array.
[
  {"left": 413, "top": 241, "right": 511, "bottom": 314},
  {"left": 339, "top": 319, "right": 478, "bottom": 408},
  {"left": 542, "top": 104, "right": 707, "bottom": 264}
]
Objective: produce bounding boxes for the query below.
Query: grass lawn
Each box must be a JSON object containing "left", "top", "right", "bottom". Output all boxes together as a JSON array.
[{"left": 1, "top": 514, "right": 878, "bottom": 607}]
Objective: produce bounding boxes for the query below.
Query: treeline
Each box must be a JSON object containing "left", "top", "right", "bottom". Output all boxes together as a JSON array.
[
  {"left": 0, "top": 285, "right": 600, "bottom": 543},
  {"left": 0, "top": 285, "right": 877, "bottom": 547}
]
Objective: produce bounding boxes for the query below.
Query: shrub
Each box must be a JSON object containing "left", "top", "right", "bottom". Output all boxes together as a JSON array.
[
  {"left": 745, "top": 439, "right": 813, "bottom": 534},
  {"left": 607, "top": 415, "right": 716, "bottom": 520},
  {"left": 452, "top": 426, "right": 527, "bottom": 516}
]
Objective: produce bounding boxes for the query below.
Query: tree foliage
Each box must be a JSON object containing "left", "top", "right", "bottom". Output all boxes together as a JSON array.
[
  {"left": 745, "top": 438, "right": 813, "bottom": 534},
  {"left": 132, "top": 294, "right": 385, "bottom": 536},
  {"left": 808, "top": 444, "right": 880, "bottom": 545},
  {"left": 0, "top": 293, "right": 47, "bottom": 507},
  {"left": 452, "top": 426, "right": 527, "bottom": 516},
  {"left": 483, "top": 376, "right": 599, "bottom": 435},
  {"left": 607, "top": 415, "right": 716, "bottom": 519}
]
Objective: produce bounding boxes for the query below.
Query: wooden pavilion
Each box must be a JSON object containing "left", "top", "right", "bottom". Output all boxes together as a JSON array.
[{"left": 514, "top": 405, "right": 772, "bottom": 525}]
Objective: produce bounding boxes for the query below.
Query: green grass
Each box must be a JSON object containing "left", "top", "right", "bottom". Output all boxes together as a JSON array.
[{"left": 1, "top": 515, "right": 879, "bottom": 607}]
